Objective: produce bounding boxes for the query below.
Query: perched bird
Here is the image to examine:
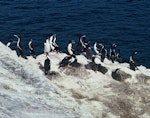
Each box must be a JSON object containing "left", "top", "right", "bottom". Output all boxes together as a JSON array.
[
  {"left": 111, "top": 68, "right": 121, "bottom": 81},
  {"left": 100, "top": 43, "right": 107, "bottom": 62},
  {"left": 52, "top": 34, "right": 60, "bottom": 52},
  {"left": 44, "top": 37, "right": 50, "bottom": 56},
  {"left": 129, "top": 51, "right": 138, "bottom": 71},
  {"left": 14, "top": 34, "right": 27, "bottom": 59},
  {"left": 112, "top": 68, "right": 131, "bottom": 81},
  {"left": 44, "top": 56, "right": 51, "bottom": 75},
  {"left": 6, "top": 40, "right": 16, "bottom": 50},
  {"left": 82, "top": 41, "right": 93, "bottom": 60},
  {"left": 28, "top": 39, "right": 36, "bottom": 59},
  {"left": 49, "top": 35, "right": 55, "bottom": 52},
  {"left": 77, "top": 35, "right": 86, "bottom": 54},
  {"left": 67, "top": 40, "right": 76, "bottom": 58},
  {"left": 109, "top": 43, "right": 117, "bottom": 63},
  {"left": 93, "top": 42, "right": 101, "bottom": 55},
  {"left": 116, "top": 49, "right": 122, "bottom": 63}
]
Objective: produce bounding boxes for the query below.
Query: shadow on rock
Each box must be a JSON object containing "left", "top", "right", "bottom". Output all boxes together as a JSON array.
[
  {"left": 85, "top": 62, "right": 108, "bottom": 74},
  {"left": 47, "top": 71, "right": 61, "bottom": 80},
  {"left": 136, "top": 74, "right": 150, "bottom": 84}
]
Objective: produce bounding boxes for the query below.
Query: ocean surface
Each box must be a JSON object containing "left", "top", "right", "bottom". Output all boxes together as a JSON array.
[{"left": 0, "top": 0, "right": 150, "bottom": 68}]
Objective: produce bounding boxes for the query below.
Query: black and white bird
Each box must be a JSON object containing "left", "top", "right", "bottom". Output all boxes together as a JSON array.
[
  {"left": 67, "top": 40, "right": 76, "bottom": 58},
  {"left": 81, "top": 40, "right": 93, "bottom": 60},
  {"left": 85, "top": 41, "right": 93, "bottom": 60},
  {"left": 6, "top": 40, "right": 16, "bottom": 50},
  {"left": 14, "top": 34, "right": 27, "bottom": 59},
  {"left": 100, "top": 43, "right": 107, "bottom": 62},
  {"left": 44, "top": 37, "right": 50, "bottom": 56},
  {"left": 111, "top": 68, "right": 121, "bottom": 81},
  {"left": 116, "top": 49, "right": 122, "bottom": 63},
  {"left": 93, "top": 42, "right": 101, "bottom": 55},
  {"left": 44, "top": 56, "right": 51, "bottom": 75},
  {"left": 129, "top": 51, "right": 138, "bottom": 71},
  {"left": 77, "top": 35, "right": 86, "bottom": 54},
  {"left": 52, "top": 34, "right": 60, "bottom": 52},
  {"left": 109, "top": 43, "right": 117, "bottom": 63},
  {"left": 28, "top": 39, "right": 36, "bottom": 59},
  {"left": 49, "top": 35, "right": 55, "bottom": 52}
]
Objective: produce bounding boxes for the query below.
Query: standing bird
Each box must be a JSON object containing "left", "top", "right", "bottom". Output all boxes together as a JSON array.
[
  {"left": 6, "top": 40, "right": 16, "bottom": 50},
  {"left": 14, "top": 35, "right": 27, "bottom": 59},
  {"left": 49, "top": 35, "right": 55, "bottom": 52},
  {"left": 67, "top": 40, "right": 76, "bottom": 58},
  {"left": 52, "top": 34, "right": 60, "bottom": 52},
  {"left": 111, "top": 68, "right": 121, "bottom": 81},
  {"left": 44, "top": 37, "right": 50, "bottom": 56},
  {"left": 80, "top": 38, "right": 93, "bottom": 60},
  {"left": 84, "top": 41, "right": 93, "bottom": 60},
  {"left": 77, "top": 35, "right": 86, "bottom": 54},
  {"left": 116, "top": 49, "right": 122, "bottom": 63},
  {"left": 100, "top": 43, "right": 107, "bottom": 62},
  {"left": 44, "top": 56, "right": 51, "bottom": 75},
  {"left": 109, "top": 43, "right": 117, "bottom": 63},
  {"left": 129, "top": 51, "right": 138, "bottom": 71},
  {"left": 28, "top": 39, "right": 36, "bottom": 59},
  {"left": 94, "top": 42, "right": 101, "bottom": 55}
]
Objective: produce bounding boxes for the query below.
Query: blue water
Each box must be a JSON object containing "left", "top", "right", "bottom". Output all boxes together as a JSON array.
[{"left": 0, "top": 0, "right": 150, "bottom": 68}]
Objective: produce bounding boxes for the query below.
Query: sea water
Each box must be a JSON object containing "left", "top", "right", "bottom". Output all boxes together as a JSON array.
[{"left": 0, "top": 0, "right": 150, "bottom": 67}]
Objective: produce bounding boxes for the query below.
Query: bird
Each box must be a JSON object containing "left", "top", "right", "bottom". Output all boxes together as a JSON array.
[
  {"left": 83, "top": 41, "right": 93, "bottom": 60},
  {"left": 93, "top": 42, "right": 101, "bottom": 55},
  {"left": 116, "top": 49, "right": 122, "bottom": 63},
  {"left": 28, "top": 39, "right": 36, "bottom": 59},
  {"left": 6, "top": 40, "right": 16, "bottom": 50},
  {"left": 129, "top": 51, "right": 138, "bottom": 71},
  {"left": 44, "top": 56, "right": 51, "bottom": 75},
  {"left": 67, "top": 40, "right": 76, "bottom": 58},
  {"left": 44, "top": 37, "right": 50, "bottom": 56},
  {"left": 77, "top": 35, "right": 86, "bottom": 54},
  {"left": 14, "top": 34, "right": 27, "bottom": 59},
  {"left": 111, "top": 68, "right": 121, "bottom": 81},
  {"left": 49, "top": 35, "right": 55, "bottom": 52},
  {"left": 100, "top": 43, "right": 107, "bottom": 62},
  {"left": 109, "top": 43, "right": 117, "bottom": 63}
]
